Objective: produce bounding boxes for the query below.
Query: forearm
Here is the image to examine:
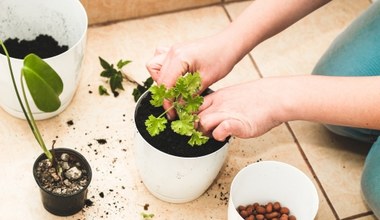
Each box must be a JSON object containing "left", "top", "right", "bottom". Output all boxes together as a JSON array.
[
  {"left": 279, "top": 75, "right": 380, "bottom": 129},
  {"left": 221, "top": 0, "right": 330, "bottom": 63}
]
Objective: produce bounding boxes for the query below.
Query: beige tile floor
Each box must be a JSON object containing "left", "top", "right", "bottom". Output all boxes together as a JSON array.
[{"left": 0, "top": 0, "right": 377, "bottom": 219}]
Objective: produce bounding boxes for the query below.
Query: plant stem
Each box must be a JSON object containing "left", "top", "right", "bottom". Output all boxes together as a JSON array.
[
  {"left": 0, "top": 40, "right": 53, "bottom": 161},
  {"left": 21, "top": 76, "right": 53, "bottom": 161},
  {"left": 157, "top": 103, "right": 175, "bottom": 119},
  {"left": 0, "top": 40, "right": 31, "bottom": 125}
]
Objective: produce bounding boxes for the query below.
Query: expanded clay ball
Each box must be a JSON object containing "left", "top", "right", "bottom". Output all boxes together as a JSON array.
[{"left": 237, "top": 201, "right": 296, "bottom": 220}]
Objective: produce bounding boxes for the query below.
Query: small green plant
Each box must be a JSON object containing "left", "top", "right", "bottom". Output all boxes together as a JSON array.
[
  {"left": 98, "top": 56, "right": 132, "bottom": 97},
  {"left": 132, "top": 76, "right": 153, "bottom": 102},
  {"left": 145, "top": 72, "right": 209, "bottom": 146},
  {"left": 0, "top": 40, "right": 62, "bottom": 168}
]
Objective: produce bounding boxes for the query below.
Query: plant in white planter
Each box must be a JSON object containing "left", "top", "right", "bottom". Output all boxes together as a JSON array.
[
  {"left": 145, "top": 72, "right": 209, "bottom": 146},
  {"left": 134, "top": 72, "right": 229, "bottom": 203},
  {"left": 0, "top": 41, "right": 92, "bottom": 216},
  {"left": 0, "top": 0, "right": 87, "bottom": 120}
]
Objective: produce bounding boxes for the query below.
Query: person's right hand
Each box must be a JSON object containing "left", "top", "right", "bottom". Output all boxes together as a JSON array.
[
  {"left": 147, "top": 33, "right": 238, "bottom": 90},
  {"left": 146, "top": 33, "right": 239, "bottom": 119}
]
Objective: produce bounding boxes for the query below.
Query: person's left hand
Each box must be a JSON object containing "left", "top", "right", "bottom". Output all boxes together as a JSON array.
[{"left": 198, "top": 78, "right": 285, "bottom": 141}]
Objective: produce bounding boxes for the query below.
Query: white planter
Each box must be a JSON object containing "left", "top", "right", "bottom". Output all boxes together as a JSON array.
[
  {"left": 0, "top": 0, "right": 87, "bottom": 120},
  {"left": 134, "top": 91, "right": 229, "bottom": 203}
]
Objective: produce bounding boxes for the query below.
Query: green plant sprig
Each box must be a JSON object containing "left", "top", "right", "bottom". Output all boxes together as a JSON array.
[
  {"left": 132, "top": 76, "right": 153, "bottom": 102},
  {"left": 145, "top": 72, "right": 209, "bottom": 146},
  {"left": 1, "top": 40, "right": 63, "bottom": 162},
  {"left": 98, "top": 56, "right": 132, "bottom": 97}
]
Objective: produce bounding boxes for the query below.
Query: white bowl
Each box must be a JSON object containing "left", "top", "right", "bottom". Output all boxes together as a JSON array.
[
  {"left": 0, "top": 0, "right": 87, "bottom": 120},
  {"left": 228, "top": 161, "right": 319, "bottom": 220}
]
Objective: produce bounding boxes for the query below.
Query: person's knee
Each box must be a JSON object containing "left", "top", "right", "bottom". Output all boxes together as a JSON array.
[
  {"left": 323, "top": 124, "right": 378, "bottom": 143},
  {"left": 361, "top": 138, "right": 380, "bottom": 217},
  {"left": 312, "top": 0, "right": 380, "bottom": 77}
]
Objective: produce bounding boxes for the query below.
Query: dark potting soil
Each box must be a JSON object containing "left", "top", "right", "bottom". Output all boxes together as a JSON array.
[
  {"left": 135, "top": 92, "right": 229, "bottom": 157},
  {"left": 0, "top": 34, "right": 68, "bottom": 59}
]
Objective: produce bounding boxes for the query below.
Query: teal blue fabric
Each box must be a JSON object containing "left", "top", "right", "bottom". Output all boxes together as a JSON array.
[
  {"left": 312, "top": 1, "right": 380, "bottom": 77},
  {"left": 362, "top": 138, "right": 380, "bottom": 218},
  {"left": 312, "top": 1, "right": 380, "bottom": 217}
]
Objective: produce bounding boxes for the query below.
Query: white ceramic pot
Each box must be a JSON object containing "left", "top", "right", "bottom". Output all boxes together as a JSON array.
[
  {"left": 0, "top": 0, "right": 87, "bottom": 120},
  {"left": 228, "top": 161, "right": 319, "bottom": 220},
  {"left": 134, "top": 91, "right": 229, "bottom": 203}
]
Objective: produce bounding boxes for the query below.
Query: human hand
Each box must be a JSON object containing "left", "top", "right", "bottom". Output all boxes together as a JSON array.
[
  {"left": 198, "top": 78, "right": 285, "bottom": 141},
  {"left": 146, "top": 34, "right": 239, "bottom": 119}
]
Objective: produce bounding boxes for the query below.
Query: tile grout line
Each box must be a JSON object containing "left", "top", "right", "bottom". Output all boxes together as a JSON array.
[
  {"left": 340, "top": 211, "right": 374, "bottom": 220},
  {"left": 221, "top": 3, "right": 264, "bottom": 79},
  {"left": 89, "top": 2, "right": 223, "bottom": 27},
  {"left": 247, "top": 54, "right": 264, "bottom": 79},
  {"left": 88, "top": 0, "right": 254, "bottom": 28},
  {"left": 284, "top": 122, "right": 340, "bottom": 220}
]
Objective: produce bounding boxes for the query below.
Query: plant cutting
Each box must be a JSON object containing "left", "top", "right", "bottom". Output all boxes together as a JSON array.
[
  {"left": 98, "top": 56, "right": 133, "bottom": 97},
  {"left": 0, "top": 40, "right": 92, "bottom": 216},
  {"left": 134, "top": 72, "right": 229, "bottom": 203}
]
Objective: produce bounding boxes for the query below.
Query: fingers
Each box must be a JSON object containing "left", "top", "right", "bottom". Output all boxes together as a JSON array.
[
  {"left": 146, "top": 46, "right": 189, "bottom": 89},
  {"left": 212, "top": 120, "right": 233, "bottom": 142},
  {"left": 198, "top": 93, "right": 214, "bottom": 112},
  {"left": 199, "top": 112, "right": 248, "bottom": 141},
  {"left": 198, "top": 96, "right": 250, "bottom": 141},
  {"left": 198, "top": 111, "right": 231, "bottom": 141},
  {"left": 154, "top": 46, "right": 169, "bottom": 56},
  {"left": 146, "top": 52, "right": 167, "bottom": 82},
  {"left": 163, "top": 100, "right": 176, "bottom": 120},
  {"left": 158, "top": 54, "right": 189, "bottom": 87},
  {"left": 212, "top": 119, "right": 244, "bottom": 141},
  {"left": 146, "top": 46, "right": 171, "bottom": 82}
]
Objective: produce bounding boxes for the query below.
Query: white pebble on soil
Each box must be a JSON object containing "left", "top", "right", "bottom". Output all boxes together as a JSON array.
[
  {"left": 65, "top": 167, "right": 82, "bottom": 180},
  {"left": 60, "top": 153, "right": 70, "bottom": 162}
]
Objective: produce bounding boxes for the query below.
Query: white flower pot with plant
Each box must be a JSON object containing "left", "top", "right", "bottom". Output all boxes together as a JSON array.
[
  {"left": 0, "top": 0, "right": 87, "bottom": 120},
  {"left": 134, "top": 73, "right": 229, "bottom": 203}
]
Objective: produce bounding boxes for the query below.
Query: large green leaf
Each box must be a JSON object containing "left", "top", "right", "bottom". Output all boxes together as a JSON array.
[{"left": 21, "top": 54, "right": 63, "bottom": 112}]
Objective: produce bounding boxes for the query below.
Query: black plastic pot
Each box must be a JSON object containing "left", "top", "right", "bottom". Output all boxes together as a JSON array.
[{"left": 33, "top": 148, "right": 92, "bottom": 216}]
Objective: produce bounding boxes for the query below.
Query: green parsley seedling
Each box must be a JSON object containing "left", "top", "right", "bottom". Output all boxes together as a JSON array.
[{"left": 145, "top": 72, "right": 209, "bottom": 146}]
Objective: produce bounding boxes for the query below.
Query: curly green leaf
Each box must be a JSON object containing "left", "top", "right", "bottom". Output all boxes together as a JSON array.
[
  {"left": 171, "top": 114, "right": 195, "bottom": 136},
  {"left": 145, "top": 115, "right": 167, "bottom": 136},
  {"left": 149, "top": 84, "right": 167, "bottom": 107},
  {"left": 189, "top": 131, "right": 209, "bottom": 146}
]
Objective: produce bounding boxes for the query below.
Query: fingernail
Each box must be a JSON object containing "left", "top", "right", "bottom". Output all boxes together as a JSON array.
[{"left": 166, "top": 113, "right": 172, "bottom": 121}]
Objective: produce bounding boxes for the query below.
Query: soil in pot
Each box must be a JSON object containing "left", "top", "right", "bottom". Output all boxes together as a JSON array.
[
  {"left": 33, "top": 148, "right": 91, "bottom": 216},
  {"left": 0, "top": 34, "right": 68, "bottom": 59},
  {"left": 135, "top": 92, "right": 229, "bottom": 157}
]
